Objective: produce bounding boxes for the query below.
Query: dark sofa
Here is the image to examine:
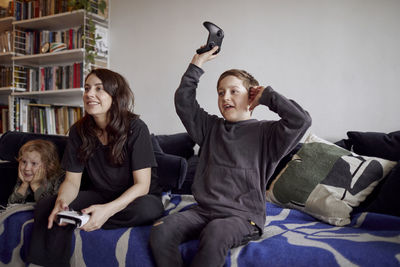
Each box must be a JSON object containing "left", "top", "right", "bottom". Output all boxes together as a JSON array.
[
  {"left": 1, "top": 130, "right": 400, "bottom": 267},
  {"left": 0, "top": 131, "right": 198, "bottom": 206}
]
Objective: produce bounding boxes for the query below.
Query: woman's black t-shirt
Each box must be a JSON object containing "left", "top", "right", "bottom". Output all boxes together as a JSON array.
[{"left": 61, "top": 118, "right": 161, "bottom": 198}]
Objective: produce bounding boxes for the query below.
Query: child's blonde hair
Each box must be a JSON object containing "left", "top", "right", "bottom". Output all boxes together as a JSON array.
[
  {"left": 217, "top": 69, "right": 259, "bottom": 91},
  {"left": 17, "top": 139, "right": 61, "bottom": 181}
]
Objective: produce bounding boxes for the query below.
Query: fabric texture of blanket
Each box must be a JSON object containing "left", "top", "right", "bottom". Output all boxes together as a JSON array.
[{"left": 1, "top": 194, "right": 400, "bottom": 267}]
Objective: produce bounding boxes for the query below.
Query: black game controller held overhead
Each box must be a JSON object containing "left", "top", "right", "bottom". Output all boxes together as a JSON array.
[{"left": 196, "top": 21, "right": 224, "bottom": 55}]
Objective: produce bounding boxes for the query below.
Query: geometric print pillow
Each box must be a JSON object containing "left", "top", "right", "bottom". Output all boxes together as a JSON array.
[{"left": 266, "top": 133, "right": 397, "bottom": 226}]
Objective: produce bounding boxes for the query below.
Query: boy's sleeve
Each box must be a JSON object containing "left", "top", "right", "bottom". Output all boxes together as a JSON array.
[
  {"left": 260, "top": 86, "right": 312, "bottom": 161},
  {"left": 174, "top": 64, "right": 218, "bottom": 146}
]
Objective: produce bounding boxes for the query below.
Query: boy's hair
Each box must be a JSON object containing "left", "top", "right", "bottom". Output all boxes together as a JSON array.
[
  {"left": 217, "top": 69, "right": 259, "bottom": 90},
  {"left": 18, "top": 139, "right": 61, "bottom": 181}
]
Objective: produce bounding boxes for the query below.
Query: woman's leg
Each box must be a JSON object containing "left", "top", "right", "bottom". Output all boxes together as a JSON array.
[
  {"left": 27, "top": 195, "right": 74, "bottom": 267},
  {"left": 103, "top": 194, "right": 164, "bottom": 229},
  {"left": 27, "top": 191, "right": 106, "bottom": 266}
]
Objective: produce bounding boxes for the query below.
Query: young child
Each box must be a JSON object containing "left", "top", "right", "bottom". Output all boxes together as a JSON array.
[
  {"left": 8, "top": 139, "right": 65, "bottom": 204},
  {"left": 149, "top": 46, "right": 312, "bottom": 267}
]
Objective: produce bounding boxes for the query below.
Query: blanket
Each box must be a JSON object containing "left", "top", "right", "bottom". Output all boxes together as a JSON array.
[{"left": 1, "top": 194, "right": 400, "bottom": 267}]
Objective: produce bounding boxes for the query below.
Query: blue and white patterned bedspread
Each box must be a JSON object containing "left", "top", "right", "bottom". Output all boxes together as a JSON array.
[{"left": 1, "top": 194, "right": 400, "bottom": 267}]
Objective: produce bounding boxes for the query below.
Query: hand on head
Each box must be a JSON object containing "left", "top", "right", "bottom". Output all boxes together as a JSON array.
[
  {"left": 191, "top": 46, "right": 219, "bottom": 68},
  {"left": 18, "top": 167, "right": 29, "bottom": 183},
  {"left": 18, "top": 163, "right": 45, "bottom": 183},
  {"left": 248, "top": 86, "right": 265, "bottom": 112}
]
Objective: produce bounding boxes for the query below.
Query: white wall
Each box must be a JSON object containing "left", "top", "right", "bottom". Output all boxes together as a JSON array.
[{"left": 109, "top": 0, "right": 400, "bottom": 141}]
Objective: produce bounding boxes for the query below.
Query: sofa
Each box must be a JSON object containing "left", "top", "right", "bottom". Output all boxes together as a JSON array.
[{"left": 1, "top": 130, "right": 400, "bottom": 267}]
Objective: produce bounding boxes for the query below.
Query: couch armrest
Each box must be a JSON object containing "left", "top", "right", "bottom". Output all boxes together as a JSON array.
[
  {"left": 0, "top": 131, "right": 68, "bottom": 162},
  {"left": 0, "top": 161, "right": 18, "bottom": 205},
  {"left": 155, "top": 152, "right": 188, "bottom": 192}
]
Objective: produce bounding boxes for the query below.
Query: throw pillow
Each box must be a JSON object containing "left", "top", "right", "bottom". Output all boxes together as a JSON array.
[
  {"left": 151, "top": 135, "right": 188, "bottom": 192},
  {"left": 363, "top": 161, "right": 400, "bottom": 217},
  {"left": 266, "top": 133, "right": 397, "bottom": 226},
  {"left": 156, "top": 133, "right": 195, "bottom": 159},
  {"left": 346, "top": 131, "right": 400, "bottom": 161}
]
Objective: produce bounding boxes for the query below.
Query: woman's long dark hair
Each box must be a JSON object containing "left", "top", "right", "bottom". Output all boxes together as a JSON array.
[{"left": 76, "top": 68, "right": 139, "bottom": 166}]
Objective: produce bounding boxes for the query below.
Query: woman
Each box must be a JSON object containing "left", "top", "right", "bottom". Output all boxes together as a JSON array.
[{"left": 28, "top": 69, "right": 164, "bottom": 266}]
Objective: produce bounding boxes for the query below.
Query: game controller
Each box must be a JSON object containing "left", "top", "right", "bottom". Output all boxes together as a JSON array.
[
  {"left": 196, "top": 21, "right": 224, "bottom": 55},
  {"left": 56, "top": 210, "right": 90, "bottom": 228}
]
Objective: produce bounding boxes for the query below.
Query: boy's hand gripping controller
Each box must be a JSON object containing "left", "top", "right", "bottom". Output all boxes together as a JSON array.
[{"left": 196, "top": 21, "right": 224, "bottom": 55}]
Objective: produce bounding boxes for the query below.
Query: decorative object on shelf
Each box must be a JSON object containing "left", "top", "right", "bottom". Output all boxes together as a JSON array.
[
  {"left": 40, "top": 42, "right": 50, "bottom": 53},
  {"left": 68, "top": 0, "right": 107, "bottom": 67},
  {"left": 68, "top": 0, "right": 107, "bottom": 15},
  {"left": 50, "top": 42, "right": 67, "bottom": 53},
  {"left": 0, "top": 0, "right": 13, "bottom": 18}
]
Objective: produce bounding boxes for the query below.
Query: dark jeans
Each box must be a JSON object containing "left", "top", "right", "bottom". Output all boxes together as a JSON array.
[
  {"left": 27, "top": 191, "right": 164, "bottom": 267},
  {"left": 149, "top": 206, "right": 260, "bottom": 267}
]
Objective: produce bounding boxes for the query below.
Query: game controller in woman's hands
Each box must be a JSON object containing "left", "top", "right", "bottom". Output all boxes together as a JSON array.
[
  {"left": 196, "top": 21, "right": 224, "bottom": 55},
  {"left": 56, "top": 210, "right": 90, "bottom": 228}
]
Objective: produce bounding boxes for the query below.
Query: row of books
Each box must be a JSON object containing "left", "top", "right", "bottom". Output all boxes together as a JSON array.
[
  {"left": 0, "top": 105, "right": 9, "bottom": 134},
  {"left": 1, "top": 62, "right": 83, "bottom": 90},
  {"left": 16, "top": 27, "right": 83, "bottom": 55},
  {"left": 0, "top": 30, "right": 12, "bottom": 53},
  {"left": 14, "top": 0, "right": 107, "bottom": 21},
  {"left": 0, "top": 66, "right": 13, "bottom": 87},
  {"left": 23, "top": 62, "right": 84, "bottom": 91},
  {"left": 15, "top": 0, "right": 71, "bottom": 21},
  {"left": 15, "top": 98, "right": 83, "bottom": 135}
]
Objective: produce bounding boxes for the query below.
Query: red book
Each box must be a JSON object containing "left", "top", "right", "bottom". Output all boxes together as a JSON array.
[
  {"left": 34, "top": 0, "right": 40, "bottom": 18},
  {"left": 40, "top": 67, "right": 45, "bottom": 91}
]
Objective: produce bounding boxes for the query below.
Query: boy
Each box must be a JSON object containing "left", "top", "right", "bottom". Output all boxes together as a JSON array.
[{"left": 150, "top": 46, "right": 312, "bottom": 267}]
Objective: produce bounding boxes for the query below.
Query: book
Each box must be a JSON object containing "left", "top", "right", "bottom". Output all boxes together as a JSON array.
[
  {"left": 19, "top": 98, "right": 30, "bottom": 132},
  {"left": 0, "top": 105, "right": 9, "bottom": 133}
]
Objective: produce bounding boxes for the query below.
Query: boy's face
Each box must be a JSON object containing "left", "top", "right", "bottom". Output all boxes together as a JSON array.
[{"left": 217, "top": 75, "right": 251, "bottom": 122}]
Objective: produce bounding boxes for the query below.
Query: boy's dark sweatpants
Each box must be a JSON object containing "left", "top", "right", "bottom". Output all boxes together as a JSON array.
[
  {"left": 149, "top": 206, "right": 261, "bottom": 267},
  {"left": 27, "top": 191, "right": 164, "bottom": 267}
]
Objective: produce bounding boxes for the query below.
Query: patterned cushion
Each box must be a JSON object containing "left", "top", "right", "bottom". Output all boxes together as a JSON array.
[{"left": 266, "top": 133, "right": 397, "bottom": 226}]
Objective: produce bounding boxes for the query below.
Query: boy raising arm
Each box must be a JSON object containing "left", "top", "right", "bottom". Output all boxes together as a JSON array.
[{"left": 150, "top": 46, "right": 312, "bottom": 267}]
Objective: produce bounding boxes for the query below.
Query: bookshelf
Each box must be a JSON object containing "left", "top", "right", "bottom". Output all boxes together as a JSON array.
[
  {"left": 0, "top": 14, "right": 15, "bottom": 133},
  {"left": 4, "top": 0, "right": 109, "bottom": 135}
]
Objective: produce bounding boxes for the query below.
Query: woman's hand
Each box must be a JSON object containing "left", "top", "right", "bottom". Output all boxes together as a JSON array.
[
  {"left": 249, "top": 86, "right": 266, "bottom": 112},
  {"left": 47, "top": 171, "right": 82, "bottom": 229},
  {"left": 48, "top": 197, "right": 69, "bottom": 229},
  {"left": 78, "top": 168, "right": 152, "bottom": 232},
  {"left": 80, "top": 204, "right": 113, "bottom": 232},
  {"left": 191, "top": 45, "right": 219, "bottom": 68}
]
